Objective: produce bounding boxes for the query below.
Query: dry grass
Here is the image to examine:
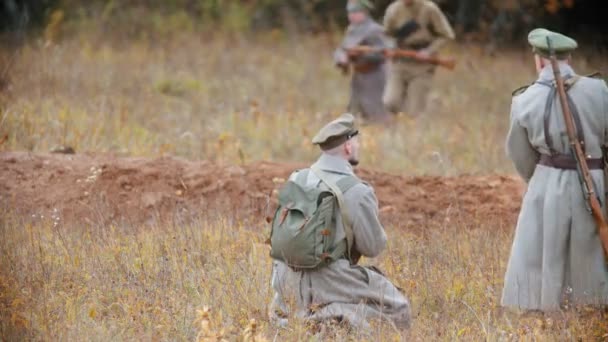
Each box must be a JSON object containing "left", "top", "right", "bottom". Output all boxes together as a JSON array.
[
  {"left": 1, "top": 21, "right": 608, "bottom": 341},
  {"left": 4, "top": 29, "right": 597, "bottom": 175},
  {"left": 1, "top": 213, "right": 607, "bottom": 341},
  {"left": 2, "top": 29, "right": 606, "bottom": 175}
]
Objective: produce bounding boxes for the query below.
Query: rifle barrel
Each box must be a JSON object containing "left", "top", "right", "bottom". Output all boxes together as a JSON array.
[{"left": 346, "top": 46, "right": 456, "bottom": 71}]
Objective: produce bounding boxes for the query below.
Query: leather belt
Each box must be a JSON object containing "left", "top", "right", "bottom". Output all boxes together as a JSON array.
[
  {"left": 353, "top": 62, "right": 380, "bottom": 73},
  {"left": 538, "top": 154, "right": 604, "bottom": 170}
]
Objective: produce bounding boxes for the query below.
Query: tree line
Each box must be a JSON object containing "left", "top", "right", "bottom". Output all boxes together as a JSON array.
[{"left": 1, "top": 0, "right": 606, "bottom": 46}]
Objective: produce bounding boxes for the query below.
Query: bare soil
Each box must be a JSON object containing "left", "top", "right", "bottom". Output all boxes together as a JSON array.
[{"left": 0, "top": 152, "right": 524, "bottom": 229}]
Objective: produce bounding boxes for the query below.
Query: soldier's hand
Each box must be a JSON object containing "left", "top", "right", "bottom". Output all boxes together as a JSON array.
[
  {"left": 337, "top": 54, "right": 350, "bottom": 65},
  {"left": 416, "top": 49, "right": 431, "bottom": 59},
  {"left": 336, "top": 63, "right": 349, "bottom": 75},
  {"left": 383, "top": 50, "right": 395, "bottom": 59},
  {"left": 347, "top": 49, "right": 359, "bottom": 59}
]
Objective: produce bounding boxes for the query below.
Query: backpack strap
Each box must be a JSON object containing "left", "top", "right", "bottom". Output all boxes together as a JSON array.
[
  {"left": 336, "top": 175, "right": 361, "bottom": 194},
  {"left": 328, "top": 175, "right": 361, "bottom": 263},
  {"left": 310, "top": 166, "right": 360, "bottom": 263}
]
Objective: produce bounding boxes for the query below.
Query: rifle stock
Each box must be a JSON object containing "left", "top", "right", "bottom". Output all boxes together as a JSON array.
[
  {"left": 547, "top": 37, "right": 608, "bottom": 261},
  {"left": 346, "top": 46, "right": 456, "bottom": 70}
]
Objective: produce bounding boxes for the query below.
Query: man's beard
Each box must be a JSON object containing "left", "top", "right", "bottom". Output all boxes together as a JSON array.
[{"left": 348, "top": 157, "right": 360, "bottom": 167}]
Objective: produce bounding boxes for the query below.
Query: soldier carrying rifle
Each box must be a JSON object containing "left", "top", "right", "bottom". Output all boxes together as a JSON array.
[
  {"left": 382, "top": 0, "right": 455, "bottom": 117},
  {"left": 334, "top": 0, "right": 391, "bottom": 123},
  {"left": 502, "top": 28, "right": 608, "bottom": 311}
]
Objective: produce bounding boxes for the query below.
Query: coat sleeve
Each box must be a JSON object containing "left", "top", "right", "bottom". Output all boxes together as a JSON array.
[
  {"left": 346, "top": 185, "right": 387, "bottom": 258},
  {"left": 505, "top": 100, "right": 539, "bottom": 182},
  {"left": 426, "top": 2, "right": 455, "bottom": 54},
  {"left": 333, "top": 30, "right": 349, "bottom": 65},
  {"left": 334, "top": 47, "right": 348, "bottom": 65}
]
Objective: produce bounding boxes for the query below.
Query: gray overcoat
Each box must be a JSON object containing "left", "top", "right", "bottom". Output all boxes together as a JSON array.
[
  {"left": 269, "top": 154, "right": 411, "bottom": 330},
  {"left": 334, "top": 18, "right": 389, "bottom": 121},
  {"left": 502, "top": 63, "right": 608, "bottom": 310}
]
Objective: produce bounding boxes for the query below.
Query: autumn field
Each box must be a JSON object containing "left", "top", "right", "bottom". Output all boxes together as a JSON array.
[{"left": 1, "top": 21, "right": 608, "bottom": 341}]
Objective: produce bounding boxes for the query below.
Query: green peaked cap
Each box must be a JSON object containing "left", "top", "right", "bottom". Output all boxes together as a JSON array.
[
  {"left": 347, "top": 0, "right": 375, "bottom": 12},
  {"left": 528, "top": 28, "right": 578, "bottom": 58},
  {"left": 312, "top": 113, "right": 359, "bottom": 150}
]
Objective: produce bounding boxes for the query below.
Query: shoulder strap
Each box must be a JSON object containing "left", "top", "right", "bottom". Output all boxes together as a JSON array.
[
  {"left": 310, "top": 166, "right": 356, "bottom": 263},
  {"left": 540, "top": 84, "right": 558, "bottom": 155},
  {"left": 537, "top": 76, "right": 586, "bottom": 155}
]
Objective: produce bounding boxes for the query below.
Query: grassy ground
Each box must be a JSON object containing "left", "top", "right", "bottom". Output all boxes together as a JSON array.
[
  {"left": 0, "top": 30, "right": 562, "bottom": 175},
  {"left": 1, "top": 214, "right": 607, "bottom": 341},
  {"left": 2, "top": 31, "right": 606, "bottom": 175},
  {"left": 1, "top": 26, "right": 608, "bottom": 341}
]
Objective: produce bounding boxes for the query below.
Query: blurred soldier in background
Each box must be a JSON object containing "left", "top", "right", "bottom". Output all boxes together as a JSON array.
[
  {"left": 383, "top": 0, "right": 455, "bottom": 117},
  {"left": 334, "top": 0, "right": 390, "bottom": 123}
]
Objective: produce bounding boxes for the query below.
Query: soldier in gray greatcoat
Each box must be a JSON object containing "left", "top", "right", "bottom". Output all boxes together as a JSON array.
[
  {"left": 502, "top": 28, "right": 608, "bottom": 311},
  {"left": 269, "top": 113, "right": 411, "bottom": 330},
  {"left": 334, "top": 0, "right": 390, "bottom": 122}
]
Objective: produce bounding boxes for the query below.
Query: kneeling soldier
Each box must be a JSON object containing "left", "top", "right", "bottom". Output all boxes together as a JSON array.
[{"left": 268, "top": 113, "right": 411, "bottom": 330}]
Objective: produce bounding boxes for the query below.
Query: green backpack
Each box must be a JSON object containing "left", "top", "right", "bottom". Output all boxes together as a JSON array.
[{"left": 269, "top": 166, "right": 360, "bottom": 270}]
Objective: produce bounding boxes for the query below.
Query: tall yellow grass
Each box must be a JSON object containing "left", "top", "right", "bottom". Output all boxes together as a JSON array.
[{"left": 1, "top": 213, "right": 607, "bottom": 340}]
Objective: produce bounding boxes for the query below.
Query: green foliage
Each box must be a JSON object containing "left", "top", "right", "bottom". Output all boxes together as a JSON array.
[{"left": 1, "top": 0, "right": 397, "bottom": 35}]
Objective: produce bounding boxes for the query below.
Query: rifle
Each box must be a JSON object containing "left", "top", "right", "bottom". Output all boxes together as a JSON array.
[
  {"left": 547, "top": 37, "right": 608, "bottom": 260},
  {"left": 346, "top": 45, "right": 456, "bottom": 70}
]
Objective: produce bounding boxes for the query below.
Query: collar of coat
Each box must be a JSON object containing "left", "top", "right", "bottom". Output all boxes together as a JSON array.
[
  {"left": 400, "top": 0, "right": 424, "bottom": 14},
  {"left": 312, "top": 153, "right": 355, "bottom": 176},
  {"left": 538, "top": 63, "right": 576, "bottom": 83},
  {"left": 512, "top": 65, "right": 601, "bottom": 97}
]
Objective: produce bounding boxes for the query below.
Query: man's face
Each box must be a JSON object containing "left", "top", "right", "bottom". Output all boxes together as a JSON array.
[
  {"left": 348, "top": 10, "right": 367, "bottom": 24},
  {"left": 345, "top": 135, "right": 361, "bottom": 166}
]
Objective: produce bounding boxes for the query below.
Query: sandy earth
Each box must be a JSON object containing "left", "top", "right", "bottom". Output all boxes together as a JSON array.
[{"left": 0, "top": 152, "right": 524, "bottom": 229}]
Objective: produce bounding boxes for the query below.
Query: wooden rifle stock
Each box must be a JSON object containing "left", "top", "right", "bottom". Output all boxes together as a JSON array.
[
  {"left": 547, "top": 37, "right": 608, "bottom": 261},
  {"left": 346, "top": 45, "right": 456, "bottom": 70}
]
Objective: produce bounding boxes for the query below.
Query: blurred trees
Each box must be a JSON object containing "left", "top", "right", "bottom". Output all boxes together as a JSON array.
[
  {"left": 0, "top": 0, "right": 57, "bottom": 31},
  {"left": 0, "top": 0, "right": 606, "bottom": 46}
]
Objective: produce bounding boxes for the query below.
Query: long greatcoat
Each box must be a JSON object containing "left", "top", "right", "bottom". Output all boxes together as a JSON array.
[
  {"left": 502, "top": 63, "right": 608, "bottom": 310},
  {"left": 334, "top": 18, "right": 389, "bottom": 122},
  {"left": 269, "top": 154, "right": 411, "bottom": 330}
]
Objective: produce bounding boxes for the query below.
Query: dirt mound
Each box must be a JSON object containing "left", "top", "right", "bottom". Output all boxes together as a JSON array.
[{"left": 0, "top": 152, "right": 524, "bottom": 229}]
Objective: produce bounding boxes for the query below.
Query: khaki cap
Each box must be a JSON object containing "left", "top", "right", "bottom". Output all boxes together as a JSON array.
[
  {"left": 347, "top": 0, "right": 375, "bottom": 12},
  {"left": 528, "top": 28, "right": 578, "bottom": 58},
  {"left": 312, "top": 113, "right": 359, "bottom": 150}
]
